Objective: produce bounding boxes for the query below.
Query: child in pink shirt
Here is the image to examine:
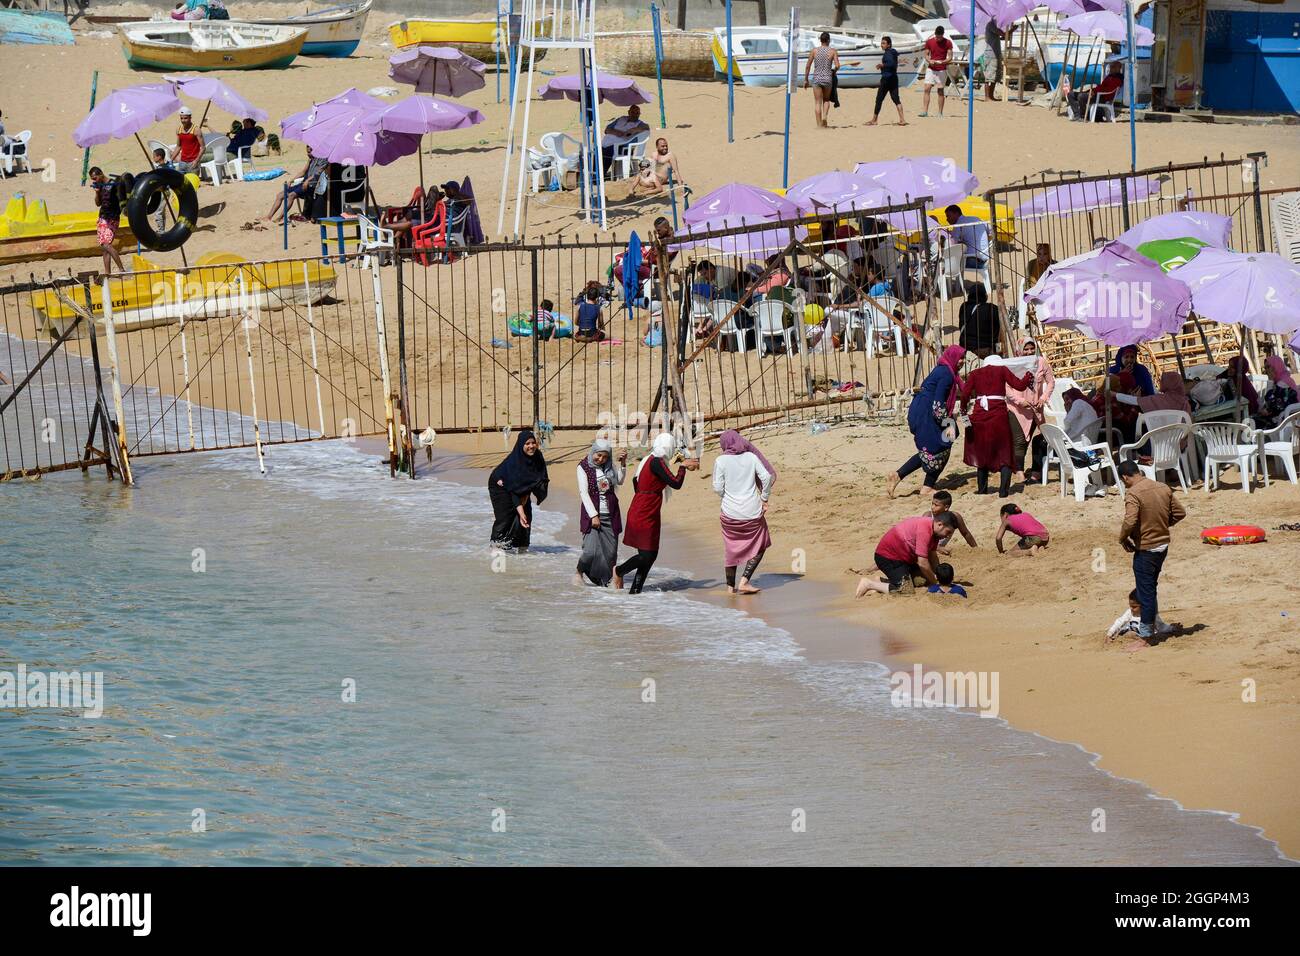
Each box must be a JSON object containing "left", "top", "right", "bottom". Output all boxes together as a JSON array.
[{"left": 996, "top": 503, "right": 1049, "bottom": 555}]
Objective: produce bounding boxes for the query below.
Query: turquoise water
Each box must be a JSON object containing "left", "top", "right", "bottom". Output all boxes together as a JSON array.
[{"left": 0, "top": 439, "right": 1291, "bottom": 865}]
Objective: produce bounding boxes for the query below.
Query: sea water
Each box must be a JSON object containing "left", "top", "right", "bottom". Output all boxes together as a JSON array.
[{"left": 0, "top": 439, "right": 1291, "bottom": 866}]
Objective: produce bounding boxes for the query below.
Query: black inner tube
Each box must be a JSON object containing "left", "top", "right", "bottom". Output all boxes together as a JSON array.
[{"left": 125, "top": 168, "right": 199, "bottom": 253}]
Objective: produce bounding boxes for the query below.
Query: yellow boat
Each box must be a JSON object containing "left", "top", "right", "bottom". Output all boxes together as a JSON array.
[
  {"left": 387, "top": 15, "right": 553, "bottom": 63},
  {"left": 30, "top": 252, "right": 338, "bottom": 337},
  {"left": 118, "top": 21, "right": 307, "bottom": 72},
  {"left": 0, "top": 194, "right": 133, "bottom": 266}
]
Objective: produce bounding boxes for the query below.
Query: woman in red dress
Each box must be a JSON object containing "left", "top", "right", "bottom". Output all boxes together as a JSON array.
[
  {"left": 615, "top": 432, "right": 699, "bottom": 594},
  {"left": 961, "top": 359, "right": 1033, "bottom": 496}
]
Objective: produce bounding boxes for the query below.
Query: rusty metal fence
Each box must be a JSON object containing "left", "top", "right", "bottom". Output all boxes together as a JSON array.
[{"left": 5, "top": 152, "right": 1293, "bottom": 484}]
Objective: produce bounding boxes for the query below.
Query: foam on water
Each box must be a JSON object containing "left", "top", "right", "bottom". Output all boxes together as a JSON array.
[{"left": 1, "top": 438, "right": 1292, "bottom": 865}]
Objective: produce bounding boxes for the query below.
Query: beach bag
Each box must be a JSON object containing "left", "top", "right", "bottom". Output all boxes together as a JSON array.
[
  {"left": 1068, "top": 448, "right": 1100, "bottom": 469},
  {"left": 644, "top": 328, "right": 663, "bottom": 348}
]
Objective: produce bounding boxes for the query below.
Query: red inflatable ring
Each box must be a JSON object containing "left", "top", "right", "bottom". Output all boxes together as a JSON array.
[{"left": 1201, "top": 525, "right": 1267, "bottom": 546}]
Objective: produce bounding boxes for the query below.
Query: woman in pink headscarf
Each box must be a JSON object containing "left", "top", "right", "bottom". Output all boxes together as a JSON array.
[
  {"left": 1257, "top": 355, "right": 1299, "bottom": 427},
  {"left": 887, "top": 345, "right": 967, "bottom": 497},
  {"left": 712, "top": 430, "right": 776, "bottom": 594},
  {"left": 1138, "top": 371, "right": 1192, "bottom": 417},
  {"left": 1005, "top": 336, "right": 1055, "bottom": 483}
]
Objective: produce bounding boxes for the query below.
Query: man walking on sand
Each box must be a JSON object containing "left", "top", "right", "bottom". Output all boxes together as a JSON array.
[
  {"left": 1117, "top": 461, "right": 1186, "bottom": 642},
  {"left": 919, "top": 25, "right": 953, "bottom": 118}
]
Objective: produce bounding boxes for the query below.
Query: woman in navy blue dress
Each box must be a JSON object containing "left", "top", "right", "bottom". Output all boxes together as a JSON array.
[{"left": 887, "top": 345, "right": 968, "bottom": 497}]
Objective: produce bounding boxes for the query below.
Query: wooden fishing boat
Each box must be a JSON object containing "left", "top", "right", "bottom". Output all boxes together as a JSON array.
[
  {"left": 711, "top": 26, "right": 925, "bottom": 88},
  {"left": 594, "top": 30, "right": 715, "bottom": 81},
  {"left": 387, "top": 15, "right": 552, "bottom": 64},
  {"left": 0, "top": 195, "right": 133, "bottom": 267},
  {"left": 117, "top": 21, "right": 308, "bottom": 72},
  {"left": 30, "top": 253, "right": 338, "bottom": 337},
  {"left": 250, "top": 0, "right": 372, "bottom": 58}
]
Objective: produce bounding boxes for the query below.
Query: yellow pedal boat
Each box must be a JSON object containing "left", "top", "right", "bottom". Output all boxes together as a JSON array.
[
  {"left": 0, "top": 194, "right": 134, "bottom": 266},
  {"left": 387, "top": 15, "right": 553, "bottom": 63},
  {"left": 30, "top": 252, "right": 338, "bottom": 337}
]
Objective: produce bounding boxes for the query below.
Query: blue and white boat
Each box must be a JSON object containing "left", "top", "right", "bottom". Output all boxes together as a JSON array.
[
  {"left": 251, "top": 0, "right": 371, "bottom": 58},
  {"left": 710, "top": 25, "right": 925, "bottom": 88}
]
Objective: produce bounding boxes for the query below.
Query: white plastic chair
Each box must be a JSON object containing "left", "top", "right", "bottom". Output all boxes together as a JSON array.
[
  {"left": 863, "top": 296, "right": 909, "bottom": 358},
  {"left": 611, "top": 133, "right": 649, "bottom": 180},
  {"left": 1043, "top": 376, "right": 1078, "bottom": 428},
  {"left": 1118, "top": 422, "right": 1193, "bottom": 491},
  {"left": 1254, "top": 406, "right": 1300, "bottom": 487},
  {"left": 539, "top": 132, "right": 582, "bottom": 177},
  {"left": 1194, "top": 421, "right": 1257, "bottom": 493},
  {"left": 201, "top": 136, "right": 230, "bottom": 186},
  {"left": 225, "top": 143, "right": 259, "bottom": 181},
  {"left": 1041, "top": 422, "right": 1122, "bottom": 502},
  {"left": 1087, "top": 98, "right": 1116, "bottom": 123},
  {"left": 710, "top": 300, "right": 748, "bottom": 353},
  {"left": 1, "top": 130, "right": 31, "bottom": 175},
  {"left": 526, "top": 147, "right": 557, "bottom": 192},
  {"left": 754, "top": 300, "right": 797, "bottom": 356},
  {"left": 936, "top": 241, "right": 966, "bottom": 303}
]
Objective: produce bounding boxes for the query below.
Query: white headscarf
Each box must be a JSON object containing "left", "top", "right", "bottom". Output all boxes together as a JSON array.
[{"left": 634, "top": 432, "right": 678, "bottom": 498}]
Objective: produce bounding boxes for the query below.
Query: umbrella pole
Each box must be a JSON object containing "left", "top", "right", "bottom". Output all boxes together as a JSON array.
[
  {"left": 1103, "top": 345, "right": 1114, "bottom": 450},
  {"left": 198, "top": 101, "right": 212, "bottom": 134},
  {"left": 1170, "top": 330, "right": 1188, "bottom": 381}
]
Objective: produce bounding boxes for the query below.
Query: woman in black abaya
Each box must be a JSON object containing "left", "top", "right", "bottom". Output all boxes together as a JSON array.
[{"left": 488, "top": 430, "right": 549, "bottom": 551}]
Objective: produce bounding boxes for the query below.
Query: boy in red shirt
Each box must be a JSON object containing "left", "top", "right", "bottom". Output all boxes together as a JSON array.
[{"left": 919, "top": 25, "right": 953, "bottom": 118}]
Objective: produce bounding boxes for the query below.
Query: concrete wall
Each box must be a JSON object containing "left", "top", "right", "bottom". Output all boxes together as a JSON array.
[{"left": 109, "top": 0, "right": 934, "bottom": 35}]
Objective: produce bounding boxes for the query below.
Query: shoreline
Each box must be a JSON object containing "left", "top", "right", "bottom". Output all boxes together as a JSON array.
[{"left": 416, "top": 429, "right": 1297, "bottom": 863}]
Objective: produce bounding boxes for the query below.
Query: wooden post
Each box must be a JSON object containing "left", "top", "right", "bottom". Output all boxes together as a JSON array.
[
  {"left": 369, "top": 254, "right": 398, "bottom": 476},
  {"left": 80, "top": 69, "right": 98, "bottom": 187}
]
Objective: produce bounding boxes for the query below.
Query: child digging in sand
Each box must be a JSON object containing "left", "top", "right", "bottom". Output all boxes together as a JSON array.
[
  {"left": 930, "top": 490, "right": 977, "bottom": 555},
  {"left": 996, "top": 503, "right": 1049, "bottom": 555},
  {"left": 926, "top": 563, "right": 967, "bottom": 597},
  {"left": 1107, "top": 589, "right": 1176, "bottom": 644}
]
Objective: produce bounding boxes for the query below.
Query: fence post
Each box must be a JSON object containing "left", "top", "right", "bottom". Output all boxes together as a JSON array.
[
  {"left": 987, "top": 189, "right": 1015, "bottom": 355},
  {"left": 99, "top": 277, "right": 134, "bottom": 486},
  {"left": 1248, "top": 152, "right": 1267, "bottom": 253},
  {"left": 1119, "top": 176, "right": 1131, "bottom": 232},
  {"left": 530, "top": 245, "right": 540, "bottom": 431},
  {"left": 395, "top": 254, "right": 415, "bottom": 478},
  {"left": 369, "top": 254, "right": 398, "bottom": 477}
]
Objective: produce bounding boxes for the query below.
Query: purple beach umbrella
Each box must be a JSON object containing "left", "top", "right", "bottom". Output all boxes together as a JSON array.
[
  {"left": 946, "top": 0, "right": 1037, "bottom": 31},
  {"left": 1116, "top": 210, "right": 1233, "bottom": 250},
  {"left": 1170, "top": 249, "right": 1300, "bottom": 335},
  {"left": 1016, "top": 176, "right": 1161, "bottom": 220},
  {"left": 672, "top": 216, "right": 808, "bottom": 257},
  {"left": 281, "top": 88, "right": 388, "bottom": 141},
  {"left": 538, "top": 72, "right": 652, "bottom": 107},
  {"left": 73, "top": 83, "right": 181, "bottom": 148},
  {"left": 1043, "top": 0, "right": 1123, "bottom": 14},
  {"left": 1060, "top": 11, "right": 1155, "bottom": 45},
  {"left": 786, "top": 170, "right": 885, "bottom": 214},
  {"left": 163, "top": 74, "right": 268, "bottom": 123},
  {"left": 854, "top": 156, "right": 980, "bottom": 208},
  {"left": 1025, "top": 241, "right": 1192, "bottom": 345},
  {"left": 682, "top": 183, "right": 800, "bottom": 226},
  {"left": 369, "top": 95, "right": 486, "bottom": 135},
  {"left": 388, "top": 46, "right": 487, "bottom": 98}
]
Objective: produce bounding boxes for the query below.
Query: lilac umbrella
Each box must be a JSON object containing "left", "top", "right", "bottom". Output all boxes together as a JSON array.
[
  {"left": 281, "top": 88, "right": 387, "bottom": 141},
  {"left": 854, "top": 156, "right": 980, "bottom": 208},
  {"left": 163, "top": 74, "right": 268, "bottom": 123},
  {"left": 1025, "top": 241, "right": 1192, "bottom": 345},
  {"left": 72, "top": 83, "right": 181, "bottom": 148},
  {"left": 368, "top": 95, "right": 485, "bottom": 192},
  {"left": 786, "top": 170, "right": 885, "bottom": 213},
  {"left": 301, "top": 106, "right": 422, "bottom": 167},
  {"left": 671, "top": 216, "right": 808, "bottom": 257},
  {"left": 946, "top": 0, "right": 1037, "bottom": 31},
  {"left": 1060, "top": 12, "right": 1155, "bottom": 46},
  {"left": 682, "top": 183, "right": 800, "bottom": 226},
  {"left": 538, "top": 72, "right": 652, "bottom": 107},
  {"left": 1116, "top": 211, "right": 1234, "bottom": 251},
  {"left": 1043, "top": 0, "right": 1123, "bottom": 14},
  {"left": 388, "top": 46, "right": 487, "bottom": 98},
  {"left": 1016, "top": 176, "right": 1161, "bottom": 220},
  {"left": 1170, "top": 249, "right": 1300, "bottom": 334}
]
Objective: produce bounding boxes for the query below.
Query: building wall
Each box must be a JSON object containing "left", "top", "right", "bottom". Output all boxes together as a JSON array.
[{"left": 1202, "top": 0, "right": 1300, "bottom": 113}]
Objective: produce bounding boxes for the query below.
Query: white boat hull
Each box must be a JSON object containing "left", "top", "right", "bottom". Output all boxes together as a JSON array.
[
  {"left": 712, "top": 26, "right": 924, "bottom": 88},
  {"left": 252, "top": 0, "right": 371, "bottom": 57}
]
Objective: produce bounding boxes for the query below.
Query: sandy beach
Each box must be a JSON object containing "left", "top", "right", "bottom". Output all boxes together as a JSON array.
[{"left": 3, "top": 8, "right": 1299, "bottom": 863}]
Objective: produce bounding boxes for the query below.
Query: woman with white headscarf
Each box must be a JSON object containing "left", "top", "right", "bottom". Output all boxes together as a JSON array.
[
  {"left": 574, "top": 438, "right": 627, "bottom": 587},
  {"left": 615, "top": 432, "right": 700, "bottom": 594}
]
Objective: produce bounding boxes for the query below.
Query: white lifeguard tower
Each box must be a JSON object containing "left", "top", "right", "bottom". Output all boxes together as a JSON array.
[{"left": 496, "top": 0, "right": 609, "bottom": 237}]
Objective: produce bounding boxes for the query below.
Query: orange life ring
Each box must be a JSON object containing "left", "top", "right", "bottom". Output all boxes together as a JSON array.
[{"left": 1201, "top": 525, "right": 1267, "bottom": 546}]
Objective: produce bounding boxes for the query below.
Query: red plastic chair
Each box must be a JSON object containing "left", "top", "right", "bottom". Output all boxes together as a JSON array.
[
  {"left": 381, "top": 187, "right": 425, "bottom": 248},
  {"left": 412, "top": 199, "right": 450, "bottom": 265}
]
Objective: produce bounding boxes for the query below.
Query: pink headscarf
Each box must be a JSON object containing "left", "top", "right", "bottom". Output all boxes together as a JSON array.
[
  {"left": 1266, "top": 355, "right": 1297, "bottom": 391},
  {"left": 719, "top": 429, "right": 777, "bottom": 481},
  {"left": 1138, "top": 371, "right": 1192, "bottom": 416},
  {"left": 938, "top": 345, "right": 967, "bottom": 413}
]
